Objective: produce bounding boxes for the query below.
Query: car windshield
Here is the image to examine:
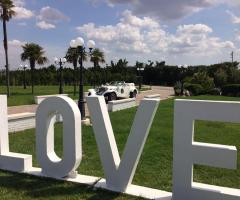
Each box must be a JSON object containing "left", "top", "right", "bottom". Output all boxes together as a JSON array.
[{"left": 109, "top": 81, "right": 124, "bottom": 86}]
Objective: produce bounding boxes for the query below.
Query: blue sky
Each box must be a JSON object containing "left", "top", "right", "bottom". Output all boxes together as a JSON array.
[{"left": 0, "top": 0, "right": 240, "bottom": 69}]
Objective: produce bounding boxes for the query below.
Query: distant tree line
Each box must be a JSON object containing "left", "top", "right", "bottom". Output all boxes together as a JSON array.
[
  {"left": 174, "top": 62, "right": 240, "bottom": 96},
  {"left": 1, "top": 60, "right": 239, "bottom": 93}
]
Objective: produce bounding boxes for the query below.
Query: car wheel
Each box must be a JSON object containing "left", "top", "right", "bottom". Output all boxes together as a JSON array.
[
  {"left": 108, "top": 92, "right": 117, "bottom": 102},
  {"left": 130, "top": 91, "right": 137, "bottom": 98}
]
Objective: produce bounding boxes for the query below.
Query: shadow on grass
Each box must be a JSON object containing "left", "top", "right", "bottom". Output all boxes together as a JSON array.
[{"left": 0, "top": 170, "right": 128, "bottom": 200}]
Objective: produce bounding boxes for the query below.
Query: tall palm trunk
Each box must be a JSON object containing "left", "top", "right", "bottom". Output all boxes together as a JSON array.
[
  {"left": 2, "top": 8, "right": 10, "bottom": 97},
  {"left": 30, "top": 60, "right": 35, "bottom": 95},
  {"left": 73, "top": 59, "right": 77, "bottom": 96}
]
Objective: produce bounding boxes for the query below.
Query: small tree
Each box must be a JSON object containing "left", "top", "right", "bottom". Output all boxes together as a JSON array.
[
  {"left": 90, "top": 48, "right": 105, "bottom": 87},
  {"left": 90, "top": 48, "right": 105, "bottom": 68},
  {"left": 214, "top": 68, "right": 227, "bottom": 88},
  {"left": 184, "top": 71, "right": 215, "bottom": 95},
  {"left": 21, "top": 43, "right": 48, "bottom": 94}
]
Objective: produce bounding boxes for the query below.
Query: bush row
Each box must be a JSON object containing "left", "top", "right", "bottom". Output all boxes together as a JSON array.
[
  {"left": 222, "top": 84, "right": 240, "bottom": 97},
  {"left": 180, "top": 83, "right": 240, "bottom": 97}
]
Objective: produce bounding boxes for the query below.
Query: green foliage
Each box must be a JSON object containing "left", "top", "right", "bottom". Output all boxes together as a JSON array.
[
  {"left": 207, "top": 88, "right": 221, "bottom": 96},
  {"left": 183, "top": 71, "right": 215, "bottom": 95},
  {"left": 214, "top": 68, "right": 228, "bottom": 88},
  {"left": 0, "top": 0, "right": 16, "bottom": 21},
  {"left": 21, "top": 43, "right": 48, "bottom": 67},
  {"left": 1, "top": 61, "right": 240, "bottom": 97},
  {"left": 90, "top": 48, "right": 105, "bottom": 68},
  {"left": 21, "top": 43, "right": 48, "bottom": 94},
  {"left": 65, "top": 47, "right": 79, "bottom": 67},
  {"left": 222, "top": 84, "right": 240, "bottom": 97},
  {"left": 174, "top": 81, "right": 182, "bottom": 96},
  {"left": 191, "top": 71, "right": 214, "bottom": 91},
  {"left": 184, "top": 83, "right": 203, "bottom": 95}
]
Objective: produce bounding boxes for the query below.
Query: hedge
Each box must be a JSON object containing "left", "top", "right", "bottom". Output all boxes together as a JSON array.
[
  {"left": 184, "top": 83, "right": 203, "bottom": 96},
  {"left": 222, "top": 84, "right": 240, "bottom": 97}
]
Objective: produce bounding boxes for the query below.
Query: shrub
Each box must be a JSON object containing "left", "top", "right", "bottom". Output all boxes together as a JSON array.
[
  {"left": 174, "top": 81, "right": 182, "bottom": 96},
  {"left": 184, "top": 83, "right": 203, "bottom": 96},
  {"left": 207, "top": 88, "right": 222, "bottom": 96},
  {"left": 184, "top": 71, "right": 215, "bottom": 94},
  {"left": 214, "top": 69, "right": 227, "bottom": 88},
  {"left": 222, "top": 84, "right": 240, "bottom": 97}
]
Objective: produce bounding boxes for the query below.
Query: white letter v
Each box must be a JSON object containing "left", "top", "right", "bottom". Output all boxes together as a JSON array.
[{"left": 87, "top": 96, "right": 160, "bottom": 192}]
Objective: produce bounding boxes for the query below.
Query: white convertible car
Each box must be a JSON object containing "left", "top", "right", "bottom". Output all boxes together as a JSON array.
[{"left": 88, "top": 81, "right": 138, "bottom": 102}]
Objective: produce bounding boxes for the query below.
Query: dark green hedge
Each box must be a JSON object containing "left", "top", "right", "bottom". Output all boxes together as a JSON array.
[
  {"left": 184, "top": 83, "right": 203, "bottom": 96},
  {"left": 222, "top": 84, "right": 240, "bottom": 97}
]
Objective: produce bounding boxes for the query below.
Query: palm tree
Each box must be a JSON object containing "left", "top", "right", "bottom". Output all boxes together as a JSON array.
[
  {"left": 21, "top": 43, "right": 48, "bottom": 94},
  {"left": 90, "top": 48, "right": 105, "bottom": 68},
  {"left": 65, "top": 47, "right": 87, "bottom": 96},
  {"left": 90, "top": 48, "right": 105, "bottom": 87},
  {"left": 0, "top": 0, "right": 16, "bottom": 97}
]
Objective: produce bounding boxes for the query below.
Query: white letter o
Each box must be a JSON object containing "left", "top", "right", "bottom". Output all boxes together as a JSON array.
[{"left": 36, "top": 96, "right": 82, "bottom": 178}]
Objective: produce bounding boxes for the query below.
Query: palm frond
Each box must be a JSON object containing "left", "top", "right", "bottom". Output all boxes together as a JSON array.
[
  {"left": 0, "top": 0, "right": 16, "bottom": 21},
  {"left": 21, "top": 43, "right": 48, "bottom": 68}
]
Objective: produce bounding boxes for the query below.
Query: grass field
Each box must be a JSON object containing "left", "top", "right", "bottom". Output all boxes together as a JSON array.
[
  {"left": 0, "top": 85, "right": 150, "bottom": 107},
  {"left": 0, "top": 86, "right": 91, "bottom": 106},
  {"left": 0, "top": 95, "right": 239, "bottom": 199}
]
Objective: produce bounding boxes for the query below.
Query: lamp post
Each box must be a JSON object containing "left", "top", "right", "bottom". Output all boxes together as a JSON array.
[
  {"left": 178, "top": 64, "right": 188, "bottom": 95},
  {"left": 55, "top": 57, "right": 67, "bottom": 94},
  {"left": 137, "top": 67, "right": 144, "bottom": 91},
  {"left": 20, "top": 64, "right": 28, "bottom": 89},
  {"left": 70, "top": 37, "right": 95, "bottom": 120}
]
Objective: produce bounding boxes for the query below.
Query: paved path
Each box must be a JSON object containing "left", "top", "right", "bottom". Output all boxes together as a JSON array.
[{"left": 8, "top": 86, "right": 174, "bottom": 116}]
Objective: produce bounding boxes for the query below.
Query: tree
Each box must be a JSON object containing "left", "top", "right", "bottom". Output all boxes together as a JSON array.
[
  {"left": 66, "top": 47, "right": 79, "bottom": 96},
  {"left": 214, "top": 68, "right": 227, "bottom": 88},
  {"left": 21, "top": 43, "right": 48, "bottom": 94},
  {"left": 65, "top": 47, "right": 88, "bottom": 95},
  {"left": 0, "top": 0, "right": 16, "bottom": 97},
  {"left": 185, "top": 71, "right": 215, "bottom": 93},
  {"left": 90, "top": 48, "right": 105, "bottom": 87},
  {"left": 90, "top": 48, "right": 105, "bottom": 68}
]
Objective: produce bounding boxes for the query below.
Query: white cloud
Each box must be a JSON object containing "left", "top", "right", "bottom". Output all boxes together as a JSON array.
[
  {"left": 165, "top": 23, "right": 235, "bottom": 56},
  {"left": 12, "top": 0, "right": 25, "bottom": 7},
  {"left": 91, "top": 0, "right": 240, "bottom": 20},
  {"left": 176, "top": 24, "right": 213, "bottom": 34},
  {"left": 12, "top": 0, "right": 34, "bottom": 20},
  {"left": 0, "top": 39, "right": 26, "bottom": 69},
  {"left": 13, "top": 6, "right": 34, "bottom": 19},
  {"left": 35, "top": 6, "right": 69, "bottom": 29},
  {"left": 226, "top": 10, "right": 240, "bottom": 24},
  {"left": 36, "top": 21, "right": 56, "bottom": 30},
  {"left": 38, "top": 6, "right": 69, "bottom": 23},
  {"left": 76, "top": 10, "right": 236, "bottom": 65},
  {"left": 8, "top": 39, "right": 25, "bottom": 46},
  {"left": 120, "top": 10, "right": 159, "bottom": 29}
]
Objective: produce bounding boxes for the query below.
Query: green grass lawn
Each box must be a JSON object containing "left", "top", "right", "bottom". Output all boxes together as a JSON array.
[
  {"left": 0, "top": 85, "right": 91, "bottom": 106},
  {"left": 0, "top": 95, "right": 239, "bottom": 199}
]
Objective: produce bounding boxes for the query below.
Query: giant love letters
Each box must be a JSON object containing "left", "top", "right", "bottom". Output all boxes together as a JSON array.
[{"left": 0, "top": 95, "right": 239, "bottom": 200}]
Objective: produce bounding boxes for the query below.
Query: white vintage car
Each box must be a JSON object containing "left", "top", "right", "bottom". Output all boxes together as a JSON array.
[{"left": 88, "top": 81, "right": 138, "bottom": 102}]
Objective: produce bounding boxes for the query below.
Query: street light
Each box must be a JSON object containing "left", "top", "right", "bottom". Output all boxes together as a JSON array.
[
  {"left": 54, "top": 57, "right": 67, "bottom": 94},
  {"left": 178, "top": 64, "right": 189, "bottom": 95},
  {"left": 20, "top": 64, "right": 28, "bottom": 89},
  {"left": 70, "top": 37, "right": 95, "bottom": 120},
  {"left": 137, "top": 66, "right": 145, "bottom": 91}
]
